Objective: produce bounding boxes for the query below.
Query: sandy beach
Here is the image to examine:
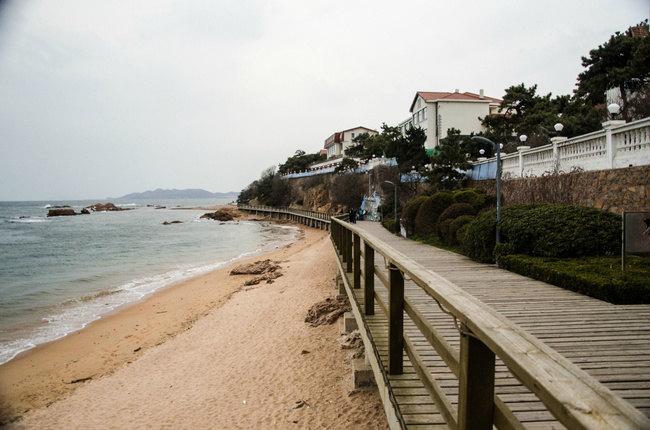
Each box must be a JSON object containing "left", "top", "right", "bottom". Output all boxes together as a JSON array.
[{"left": 0, "top": 221, "right": 387, "bottom": 429}]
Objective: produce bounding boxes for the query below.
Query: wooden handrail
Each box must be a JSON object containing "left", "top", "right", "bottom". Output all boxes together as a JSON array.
[{"left": 330, "top": 217, "right": 650, "bottom": 430}]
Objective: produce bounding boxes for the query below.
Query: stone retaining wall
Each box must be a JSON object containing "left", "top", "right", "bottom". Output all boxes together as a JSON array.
[{"left": 468, "top": 165, "right": 650, "bottom": 213}]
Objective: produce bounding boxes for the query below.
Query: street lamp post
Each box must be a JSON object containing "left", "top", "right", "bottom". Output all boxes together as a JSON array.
[
  {"left": 383, "top": 180, "right": 398, "bottom": 233},
  {"left": 473, "top": 136, "right": 504, "bottom": 244}
]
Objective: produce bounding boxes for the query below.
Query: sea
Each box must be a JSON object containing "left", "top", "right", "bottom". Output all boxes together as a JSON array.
[{"left": 0, "top": 198, "right": 299, "bottom": 364}]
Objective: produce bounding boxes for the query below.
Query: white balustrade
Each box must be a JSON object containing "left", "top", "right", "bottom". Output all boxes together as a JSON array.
[{"left": 470, "top": 117, "right": 650, "bottom": 179}]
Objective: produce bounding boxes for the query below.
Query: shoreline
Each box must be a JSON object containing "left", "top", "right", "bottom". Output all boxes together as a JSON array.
[
  {"left": 0, "top": 209, "right": 297, "bottom": 366},
  {"left": 0, "top": 215, "right": 308, "bottom": 424}
]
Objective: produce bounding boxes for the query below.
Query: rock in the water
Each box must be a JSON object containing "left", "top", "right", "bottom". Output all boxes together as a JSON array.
[
  {"left": 200, "top": 208, "right": 235, "bottom": 221},
  {"left": 80, "top": 208, "right": 91, "bottom": 215},
  {"left": 85, "top": 202, "right": 126, "bottom": 212},
  {"left": 305, "top": 296, "right": 351, "bottom": 327},
  {"left": 162, "top": 220, "right": 183, "bottom": 225},
  {"left": 47, "top": 207, "right": 78, "bottom": 217}
]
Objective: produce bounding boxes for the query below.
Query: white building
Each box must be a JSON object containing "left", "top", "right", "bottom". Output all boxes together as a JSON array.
[
  {"left": 399, "top": 90, "right": 501, "bottom": 154},
  {"left": 324, "top": 126, "right": 378, "bottom": 159}
]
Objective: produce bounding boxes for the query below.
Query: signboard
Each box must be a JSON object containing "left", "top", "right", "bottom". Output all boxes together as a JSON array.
[{"left": 624, "top": 212, "right": 650, "bottom": 255}]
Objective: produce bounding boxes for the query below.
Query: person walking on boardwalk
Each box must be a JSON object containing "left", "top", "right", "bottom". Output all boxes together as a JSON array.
[{"left": 349, "top": 208, "right": 357, "bottom": 224}]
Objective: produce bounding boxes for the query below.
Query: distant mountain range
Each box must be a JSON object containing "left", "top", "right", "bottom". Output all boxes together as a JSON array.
[{"left": 117, "top": 188, "right": 239, "bottom": 200}]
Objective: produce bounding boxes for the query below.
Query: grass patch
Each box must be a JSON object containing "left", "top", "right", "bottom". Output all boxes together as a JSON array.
[{"left": 498, "top": 254, "right": 650, "bottom": 304}]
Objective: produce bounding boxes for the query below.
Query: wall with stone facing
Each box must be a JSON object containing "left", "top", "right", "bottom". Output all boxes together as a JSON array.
[{"left": 468, "top": 165, "right": 650, "bottom": 213}]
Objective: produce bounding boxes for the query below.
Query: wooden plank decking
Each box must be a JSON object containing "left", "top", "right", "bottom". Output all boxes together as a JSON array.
[{"left": 343, "top": 221, "right": 650, "bottom": 429}]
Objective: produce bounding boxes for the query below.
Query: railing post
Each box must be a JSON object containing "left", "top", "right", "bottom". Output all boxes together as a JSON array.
[
  {"left": 353, "top": 234, "right": 361, "bottom": 289},
  {"left": 388, "top": 264, "right": 404, "bottom": 374},
  {"left": 345, "top": 229, "right": 352, "bottom": 273},
  {"left": 602, "top": 120, "right": 625, "bottom": 169},
  {"left": 364, "top": 243, "right": 374, "bottom": 315},
  {"left": 458, "top": 324, "right": 495, "bottom": 430}
]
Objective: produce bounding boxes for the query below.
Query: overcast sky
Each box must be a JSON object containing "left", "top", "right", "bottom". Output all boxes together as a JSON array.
[{"left": 0, "top": 0, "right": 647, "bottom": 200}]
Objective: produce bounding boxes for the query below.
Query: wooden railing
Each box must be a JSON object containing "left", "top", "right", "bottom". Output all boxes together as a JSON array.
[
  {"left": 237, "top": 205, "right": 344, "bottom": 230},
  {"left": 330, "top": 217, "right": 650, "bottom": 430}
]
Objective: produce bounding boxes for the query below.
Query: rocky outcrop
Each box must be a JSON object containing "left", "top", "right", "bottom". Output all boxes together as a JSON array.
[
  {"left": 162, "top": 220, "right": 183, "bottom": 225},
  {"left": 200, "top": 208, "right": 238, "bottom": 221},
  {"left": 47, "top": 207, "right": 78, "bottom": 217},
  {"left": 304, "top": 296, "right": 350, "bottom": 327},
  {"left": 230, "top": 259, "right": 281, "bottom": 275},
  {"left": 85, "top": 202, "right": 126, "bottom": 212}
]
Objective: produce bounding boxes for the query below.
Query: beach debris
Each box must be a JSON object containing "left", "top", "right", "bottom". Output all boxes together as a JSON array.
[
  {"left": 301, "top": 349, "right": 310, "bottom": 355},
  {"left": 200, "top": 208, "right": 238, "bottom": 221},
  {"left": 162, "top": 220, "right": 183, "bottom": 225},
  {"left": 340, "top": 330, "right": 363, "bottom": 350},
  {"left": 230, "top": 259, "right": 283, "bottom": 287},
  {"left": 68, "top": 376, "right": 93, "bottom": 384},
  {"left": 304, "top": 296, "right": 350, "bottom": 327},
  {"left": 242, "top": 400, "right": 247, "bottom": 405},
  {"left": 133, "top": 347, "right": 142, "bottom": 352},
  {"left": 243, "top": 271, "right": 283, "bottom": 286},
  {"left": 230, "top": 259, "right": 281, "bottom": 276},
  {"left": 292, "top": 400, "right": 309, "bottom": 409}
]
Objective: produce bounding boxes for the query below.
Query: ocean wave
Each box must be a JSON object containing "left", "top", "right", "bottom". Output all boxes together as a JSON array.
[
  {"left": 0, "top": 244, "right": 285, "bottom": 365},
  {"left": 8, "top": 216, "right": 49, "bottom": 224}
]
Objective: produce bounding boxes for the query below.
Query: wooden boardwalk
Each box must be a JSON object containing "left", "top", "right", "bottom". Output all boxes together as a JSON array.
[
  {"left": 345, "top": 221, "right": 650, "bottom": 429},
  {"left": 238, "top": 206, "right": 650, "bottom": 429}
]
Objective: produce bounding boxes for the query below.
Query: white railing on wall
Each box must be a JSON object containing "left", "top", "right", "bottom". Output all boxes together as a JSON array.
[
  {"left": 470, "top": 117, "right": 650, "bottom": 180},
  {"left": 282, "top": 157, "right": 397, "bottom": 179}
]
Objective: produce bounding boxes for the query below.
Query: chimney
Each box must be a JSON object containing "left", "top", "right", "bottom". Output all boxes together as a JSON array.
[
  {"left": 479, "top": 89, "right": 485, "bottom": 99},
  {"left": 454, "top": 88, "right": 459, "bottom": 93}
]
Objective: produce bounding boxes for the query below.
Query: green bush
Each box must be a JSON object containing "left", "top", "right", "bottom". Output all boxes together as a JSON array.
[
  {"left": 463, "top": 204, "right": 622, "bottom": 263},
  {"left": 456, "top": 222, "right": 472, "bottom": 246},
  {"left": 382, "top": 217, "right": 397, "bottom": 233},
  {"left": 499, "top": 255, "right": 650, "bottom": 304},
  {"left": 452, "top": 188, "right": 486, "bottom": 210},
  {"left": 402, "top": 195, "right": 428, "bottom": 235},
  {"left": 414, "top": 192, "right": 453, "bottom": 237},
  {"left": 438, "top": 203, "right": 476, "bottom": 223},
  {"left": 448, "top": 215, "right": 475, "bottom": 246},
  {"left": 437, "top": 219, "right": 454, "bottom": 244}
]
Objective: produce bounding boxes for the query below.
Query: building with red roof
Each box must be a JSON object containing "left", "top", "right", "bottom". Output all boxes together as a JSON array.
[{"left": 400, "top": 89, "right": 502, "bottom": 152}]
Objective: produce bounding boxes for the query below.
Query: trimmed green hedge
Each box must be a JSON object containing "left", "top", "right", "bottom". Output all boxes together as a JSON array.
[
  {"left": 452, "top": 188, "right": 486, "bottom": 210},
  {"left": 463, "top": 204, "right": 621, "bottom": 263},
  {"left": 402, "top": 195, "right": 428, "bottom": 235},
  {"left": 438, "top": 203, "right": 476, "bottom": 222},
  {"left": 499, "top": 254, "right": 650, "bottom": 304},
  {"left": 414, "top": 192, "right": 453, "bottom": 237}
]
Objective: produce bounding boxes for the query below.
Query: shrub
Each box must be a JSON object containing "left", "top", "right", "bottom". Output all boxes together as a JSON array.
[
  {"left": 448, "top": 215, "right": 475, "bottom": 246},
  {"left": 414, "top": 192, "right": 453, "bottom": 237},
  {"left": 499, "top": 255, "right": 650, "bottom": 304},
  {"left": 438, "top": 203, "right": 476, "bottom": 223},
  {"left": 463, "top": 204, "right": 622, "bottom": 263},
  {"left": 452, "top": 189, "right": 486, "bottom": 210},
  {"left": 402, "top": 195, "right": 428, "bottom": 235},
  {"left": 382, "top": 217, "right": 397, "bottom": 233},
  {"left": 456, "top": 222, "right": 472, "bottom": 246},
  {"left": 437, "top": 219, "right": 454, "bottom": 244}
]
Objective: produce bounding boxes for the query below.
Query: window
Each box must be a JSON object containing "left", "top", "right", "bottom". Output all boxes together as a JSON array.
[{"left": 351, "top": 132, "right": 355, "bottom": 139}]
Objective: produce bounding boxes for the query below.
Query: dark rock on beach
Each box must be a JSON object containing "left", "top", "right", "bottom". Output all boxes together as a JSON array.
[
  {"left": 47, "top": 207, "right": 78, "bottom": 217},
  {"left": 80, "top": 208, "right": 91, "bottom": 215},
  {"left": 304, "top": 296, "right": 350, "bottom": 327}
]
